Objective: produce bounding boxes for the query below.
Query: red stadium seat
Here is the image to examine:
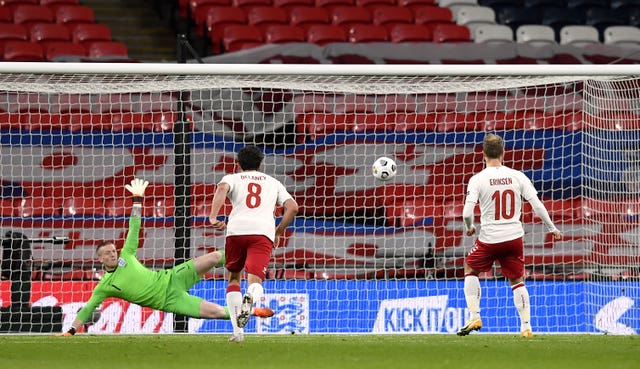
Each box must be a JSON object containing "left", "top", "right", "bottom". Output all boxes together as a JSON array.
[
  {"left": 43, "top": 41, "right": 85, "bottom": 60},
  {"left": 348, "top": 24, "right": 388, "bottom": 42},
  {"left": 3, "top": 40, "right": 44, "bottom": 61},
  {"left": 247, "top": 6, "right": 288, "bottom": 31},
  {"left": 273, "top": 0, "right": 314, "bottom": 12},
  {"left": 333, "top": 94, "right": 376, "bottom": 113},
  {"left": 55, "top": 5, "right": 95, "bottom": 26},
  {"left": 15, "top": 197, "right": 61, "bottom": 217},
  {"left": 86, "top": 41, "right": 128, "bottom": 58},
  {"left": 414, "top": 5, "right": 453, "bottom": 30},
  {"left": 432, "top": 24, "right": 471, "bottom": 43},
  {"left": 0, "top": 7, "right": 13, "bottom": 22},
  {"left": 265, "top": 24, "right": 306, "bottom": 43},
  {"left": 71, "top": 23, "right": 111, "bottom": 45},
  {"left": 13, "top": 5, "right": 55, "bottom": 27},
  {"left": 371, "top": 6, "right": 414, "bottom": 31},
  {"left": 397, "top": 0, "right": 436, "bottom": 11},
  {"left": 61, "top": 197, "right": 105, "bottom": 216},
  {"left": 29, "top": 23, "right": 70, "bottom": 44},
  {"left": 315, "top": 0, "right": 354, "bottom": 11},
  {"left": 389, "top": 24, "right": 432, "bottom": 42},
  {"left": 0, "top": 23, "right": 28, "bottom": 52},
  {"left": 307, "top": 25, "right": 349, "bottom": 46},
  {"left": 189, "top": 0, "right": 231, "bottom": 35},
  {"left": 331, "top": 6, "right": 372, "bottom": 29},
  {"left": 289, "top": 6, "right": 331, "bottom": 31},
  {"left": 355, "top": 0, "right": 394, "bottom": 9},
  {"left": 40, "top": 0, "right": 79, "bottom": 11},
  {"left": 205, "top": 6, "right": 247, "bottom": 54},
  {"left": 222, "top": 24, "right": 264, "bottom": 52},
  {"left": 232, "top": 0, "right": 273, "bottom": 11}
]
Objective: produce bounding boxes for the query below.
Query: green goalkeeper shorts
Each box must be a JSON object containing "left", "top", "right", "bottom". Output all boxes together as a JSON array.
[{"left": 164, "top": 259, "right": 204, "bottom": 318}]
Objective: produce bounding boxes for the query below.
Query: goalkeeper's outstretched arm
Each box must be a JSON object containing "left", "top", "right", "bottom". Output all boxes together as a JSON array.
[{"left": 121, "top": 178, "right": 149, "bottom": 257}]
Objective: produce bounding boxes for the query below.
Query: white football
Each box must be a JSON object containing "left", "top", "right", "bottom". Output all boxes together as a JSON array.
[{"left": 372, "top": 156, "right": 397, "bottom": 181}]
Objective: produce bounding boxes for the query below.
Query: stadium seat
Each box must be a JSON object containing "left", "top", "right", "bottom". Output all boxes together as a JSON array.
[
  {"left": 456, "top": 5, "right": 496, "bottom": 34},
  {"left": 585, "top": 8, "right": 627, "bottom": 34},
  {"left": 0, "top": 23, "right": 28, "bottom": 52},
  {"left": 473, "top": 24, "right": 513, "bottom": 43},
  {"left": 306, "top": 24, "right": 348, "bottom": 44},
  {"left": 515, "top": 25, "right": 556, "bottom": 45},
  {"left": 246, "top": 6, "right": 288, "bottom": 31},
  {"left": 71, "top": 23, "right": 111, "bottom": 45},
  {"left": 389, "top": 24, "right": 432, "bottom": 42},
  {"left": 29, "top": 23, "right": 70, "bottom": 44},
  {"left": 265, "top": 24, "right": 306, "bottom": 43},
  {"left": 559, "top": 25, "right": 600, "bottom": 46},
  {"left": 397, "top": 0, "right": 437, "bottom": 12},
  {"left": 2, "top": 40, "right": 44, "bottom": 61},
  {"left": 331, "top": 6, "right": 372, "bottom": 29},
  {"left": 0, "top": 7, "right": 13, "bottom": 22},
  {"left": 348, "top": 24, "right": 388, "bottom": 42},
  {"left": 43, "top": 41, "right": 85, "bottom": 60},
  {"left": 432, "top": 24, "right": 472, "bottom": 42},
  {"left": 0, "top": 0, "right": 37, "bottom": 8},
  {"left": 86, "top": 41, "right": 129, "bottom": 59},
  {"left": 289, "top": 6, "right": 331, "bottom": 31},
  {"left": 14, "top": 197, "right": 61, "bottom": 217},
  {"left": 371, "top": 6, "right": 414, "bottom": 31},
  {"left": 61, "top": 197, "right": 104, "bottom": 216},
  {"left": 273, "top": 0, "right": 315, "bottom": 13},
  {"left": 439, "top": 0, "right": 479, "bottom": 19},
  {"left": 48, "top": 93, "right": 92, "bottom": 114},
  {"left": 222, "top": 24, "right": 264, "bottom": 51},
  {"left": 542, "top": 8, "right": 587, "bottom": 36},
  {"left": 39, "top": 0, "right": 80, "bottom": 12},
  {"left": 603, "top": 26, "right": 640, "bottom": 47},
  {"left": 189, "top": 0, "right": 233, "bottom": 36},
  {"left": 55, "top": 5, "right": 95, "bottom": 26},
  {"left": 232, "top": 0, "right": 273, "bottom": 11},
  {"left": 12, "top": 5, "right": 54, "bottom": 27},
  {"left": 498, "top": 7, "right": 542, "bottom": 31},
  {"left": 355, "top": 0, "right": 395, "bottom": 9},
  {"left": 205, "top": 6, "right": 247, "bottom": 54},
  {"left": 413, "top": 6, "right": 454, "bottom": 30},
  {"left": 315, "top": 0, "right": 354, "bottom": 10}
]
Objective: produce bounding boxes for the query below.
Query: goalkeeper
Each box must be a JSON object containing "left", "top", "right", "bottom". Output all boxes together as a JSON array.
[{"left": 58, "top": 178, "right": 273, "bottom": 336}]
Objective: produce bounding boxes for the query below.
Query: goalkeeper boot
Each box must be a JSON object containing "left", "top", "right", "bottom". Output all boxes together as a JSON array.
[
  {"left": 520, "top": 329, "right": 534, "bottom": 338},
  {"left": 252, "top": 307, "right": 274, "bottom": 318},
  {"left": 236, "top": 292, "right": 254, "bottom": 328},
  {"left": 228, "top": 333, "right": 244, "bottom": 343},
  {"left": 457, "top": 318, "right": 482, "bottom": 336}
]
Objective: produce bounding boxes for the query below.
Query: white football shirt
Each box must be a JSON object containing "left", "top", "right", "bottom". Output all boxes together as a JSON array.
[
  {"left": 465, "top": 165, "right": 539, "bottom": 243},
  {"left": 219, "top": 171, "right": 294, "bottom": 241}
]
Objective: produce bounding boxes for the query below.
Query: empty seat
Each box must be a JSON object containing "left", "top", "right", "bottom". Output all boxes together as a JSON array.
[
  {"left": 414, "top": 6, "right": 454, "bottom": 30},
  {"left": 432, "top": 23, "right": 472, "bottom": 42},
  {"left": 585, "top": 8, "right": 628, "bottom": 34},
  {"left": 439, "top": 0, "right": 479, "bottom": 19},
  {"left": 315, "top": 0, "right": 354, "bottom": 9},
  {"left": 348, "top": 24, "right": 388, "bottom": 42},
  {"left": 456, "top": 5, "right": 495, "bottom": 34},
  {"left": 0, "top": 24, "right": 28, "bottom": 52},
  {"left": 86, "top": 41, "right": 128, "bottom": 58},
  {"left": 473, "top": 24, "right": 513, "bottom": 42},
  {"left": 604, "top": 26, "right": 640, "bottom": 47},
  {"left": 289, "top": 6, "right": 331, "bottom": 30},
  {"left": 246, "top": 6, "right": 288, "bottom": 30},
  {"left": 265, "top": 24, "right": 306, "bottom": 42},
  {"left": 29, "top": 23, "right": 70, "bottom": 44},
  {"left": 371, "top": 6, "right": 414, "bottom": 30},
  {"left": 516, "top": 25, "right": 556, "bottom": 45},
  {"left": 389, "top": 24, "right": 432, "bottom": 42},
  {"left": 273, "top": 0, "right": 315, "bottom": 12},
  {"left": 206, "top": 6, "right": 247, "bottom": 54},
  {"left": 232, "top": 0, "right": 273, "bottom": 10},
  {"left": 71, "top": 23, "right": 111, "bottom": 45},
  {"left": 61, "top": 197, "right": 104, "bottom": 216},
  {"left": 55, "top": 5, "right": 95, "bottom": 25},
  {"left": 44, "top": 40, "right": 85, "bottom": 60},
  {"left": 223, "top": 24, "right": 264, "bottom": 51},
  {"left": 306, "top": 24, "right": 348, "bottom": 44},
  {"left": 13, "top": 5, "right": 54, "bottom": 27},
  {"left": 559, "top": 25, "right": 599, "bottom": 46},
  {"left": 355, "top": 0, "right": 395, "bottom": 9},
  {"left": 3, "top": 40, "right": 44, "bottom": 61},
  {"left": 0, "top": 7, "right": 13, "bottom": 22},
  {"left": 331, "top": 6, "right": 372, "bottom": 28},
  {"left": 189, "top": 0, "right": 232, "bottom": 35},
  {"left": 40, "top": 0, "right": 80, "bottom": 9},
  {"left": 15, "top": 197, "right": 60, "bottom": 217},
  {"left": 397, "top": 0, "right": 437, "bottom": 11}
]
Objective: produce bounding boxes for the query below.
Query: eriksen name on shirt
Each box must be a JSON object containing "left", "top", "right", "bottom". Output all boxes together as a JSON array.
[{"left": 489, "top": 178, "right": 512, "bottom": 186}]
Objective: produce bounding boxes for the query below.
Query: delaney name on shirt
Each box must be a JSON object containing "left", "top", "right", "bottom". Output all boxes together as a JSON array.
[{"left": 240, "top": 174, "right": 267, "bottom": 181}]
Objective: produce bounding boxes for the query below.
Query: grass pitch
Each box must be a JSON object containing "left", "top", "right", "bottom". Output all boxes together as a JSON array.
[{"left": 0, "top": 334, "right": 637, "bottom": 369}]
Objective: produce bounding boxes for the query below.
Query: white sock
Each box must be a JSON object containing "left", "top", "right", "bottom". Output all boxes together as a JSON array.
[
  {"left": 226, "top": 290, "right": 243, "bottom": 335},
  {"left": 512, "top": 282, "right": 531, "bottom": 331},
  {"left": 464, "top": 275, "right": 481, "bottom": 320},
  {"left": 247, "top": 283, "right": 264, "bottom": 306}
]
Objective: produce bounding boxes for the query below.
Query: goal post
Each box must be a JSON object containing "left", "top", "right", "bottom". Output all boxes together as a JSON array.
[{"left": 0, "top": 63, "right": 637, "bottom": 335}]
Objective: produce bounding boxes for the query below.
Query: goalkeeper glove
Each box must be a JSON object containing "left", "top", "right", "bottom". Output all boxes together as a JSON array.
[
  {"left": 125, "top": 178, "right": 149, "bottom": 203},
  {"left": 56, "top": 327, "right": 76, "bottom": 336}
]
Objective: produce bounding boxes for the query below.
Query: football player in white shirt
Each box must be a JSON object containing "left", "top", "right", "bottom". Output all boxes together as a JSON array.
[
  {"left": 457, "top": 134, "right": 562, "bottom": 338},
  {"left": 209, "top": 145, "right": 299, "bottom": 342}
]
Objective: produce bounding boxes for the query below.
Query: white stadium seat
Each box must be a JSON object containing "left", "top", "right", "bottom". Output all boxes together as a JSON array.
[
  {"left": 604, "top": 26, "right": 640, "bottom": 48},
  {"left": 516, "top": 25, "right": 556, "bottom": 46},
  {"left": 456, "top": 6, "right": 496, "bottom": 34},
  {"left": 560, "top": 25, "right": 600, "bottom": 47},
  {"left": 473, "top": 24, "right": 514, "bottom": 43}
]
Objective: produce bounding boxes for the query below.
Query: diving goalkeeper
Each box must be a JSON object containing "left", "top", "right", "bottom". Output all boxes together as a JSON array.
[{"left": 58, "top": 178, "right": 273, "bottom": 335}]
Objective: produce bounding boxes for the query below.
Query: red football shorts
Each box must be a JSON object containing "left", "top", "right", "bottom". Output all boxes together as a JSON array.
[
  {"left": 465, "top": 237, "right": 524, "bottom": 280},
  {"left": 225, "top": 235, "right": 273, "bottom": 280}
]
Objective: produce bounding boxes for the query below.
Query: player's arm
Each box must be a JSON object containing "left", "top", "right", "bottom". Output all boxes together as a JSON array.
[
  {"left": 57, "top": 289, "right": 106, "bottom": 336},
  {"left": 521, "top": 175, "right": 562, "bottom": 240},
  {"left": 462, "top": 178, "right": 478, "bottom": 236},
  {"left": 274, "top": 198, "right": 299, "bottom": 246},
  {"left": 209, "top": 182, "right": 230, "bottom": 230},
  {"left": 121, "top": 178, "right": 149, "bottom": 256}
]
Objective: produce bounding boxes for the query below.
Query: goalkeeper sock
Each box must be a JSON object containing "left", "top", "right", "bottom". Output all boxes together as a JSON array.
[
  {"left": 215, "top": 250, "right": 226, "bottom": 268},
  {"left": 512, "top": 282, "right": 531, "bottom": 331},
  {"left": 464, "top": 274, "right": 481, "bottom": 320},
  {"left": 223, "top": 306, "right": 230, "bottom": 320},
  {"left": 226, "top": 284, "right": 243, "bottom": 334},
  {"left": 247, "top": 282, "right": 264, "bottom": 306}
]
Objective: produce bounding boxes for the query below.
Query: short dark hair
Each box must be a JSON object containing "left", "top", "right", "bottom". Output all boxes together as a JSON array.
[
  {"left": 483, "top": 134, "right": 504, "bottom": 159},
  {"left": 96, "top": 241, "right": 114, "bottom": 254},
  {"left": 237, "top": 145, "right": 264, "bottom": 170}
]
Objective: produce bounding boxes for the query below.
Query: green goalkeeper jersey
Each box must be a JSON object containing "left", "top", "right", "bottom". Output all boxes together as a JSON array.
[{"left": 75, "top": 217, "right": 171, "bottom": 323}]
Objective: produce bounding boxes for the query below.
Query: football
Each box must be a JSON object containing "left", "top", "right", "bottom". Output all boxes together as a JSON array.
[{"left": 371, "top": 156, "right": 397, "bottom": 181}]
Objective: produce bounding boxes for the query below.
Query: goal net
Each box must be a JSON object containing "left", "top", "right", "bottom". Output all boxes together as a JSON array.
[{"left": 0, "top": 64, "right": 637, "bottom": 335}]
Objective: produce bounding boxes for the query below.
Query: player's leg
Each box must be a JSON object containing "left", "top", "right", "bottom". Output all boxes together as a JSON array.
[
  {"left": 500, "top": 238, "right": 532, "bottom": 337},
  {"left": 236, "top": 235, "right": 272, "bottom": 329},
  {"left": 458, "top": 239, "right": 494, "bottom": 336},
  {"left": 224, "top": 236, "right": 247, "bottom": 342},
  {"left": 193, "top": 250, "right": 225, "bottom": 277}
]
